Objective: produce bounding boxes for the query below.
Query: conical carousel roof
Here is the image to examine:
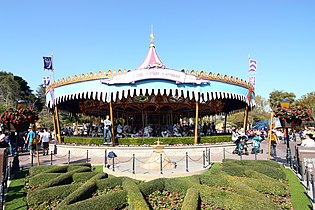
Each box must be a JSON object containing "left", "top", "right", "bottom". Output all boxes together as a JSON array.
[{"left": 137, "top": 33, "right": 166, "bottom": 69}]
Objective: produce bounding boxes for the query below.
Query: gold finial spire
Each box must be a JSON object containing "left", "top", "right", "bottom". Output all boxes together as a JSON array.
[{"left": 150, "top": 24, "right": 155, "bottom": 46}]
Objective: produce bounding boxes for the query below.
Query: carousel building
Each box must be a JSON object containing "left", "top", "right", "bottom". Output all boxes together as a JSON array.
[{"left": 46, "top": 34, "right": 255, "bottom": 144}]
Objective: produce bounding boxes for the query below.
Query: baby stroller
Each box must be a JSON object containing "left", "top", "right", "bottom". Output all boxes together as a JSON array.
[
  {"left": 251, "top": 135, "right": 263, "bottom": 154},
  {"left": 232, "top": 135, "right": 249, "bottom": 155}
]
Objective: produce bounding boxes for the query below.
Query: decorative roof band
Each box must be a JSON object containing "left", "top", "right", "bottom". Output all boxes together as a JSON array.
[{"left": 46, "top": 69, "right": 254, "bottom": 93}]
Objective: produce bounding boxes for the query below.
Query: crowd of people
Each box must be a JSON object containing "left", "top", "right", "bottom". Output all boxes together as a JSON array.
[{"left": 0, "top": 126, "right": 52, "bottom": 156}]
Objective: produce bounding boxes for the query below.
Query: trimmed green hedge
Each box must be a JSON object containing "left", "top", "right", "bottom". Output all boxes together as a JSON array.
[
  {"left": 38, "top": 167, "right": 91, "bottom": 189},
  {"left": 27, "top": 183, "right": 81, "bottom": 207},
  {"left": 58, "top": 190, "right": 128, "bottom": 210},
  {"left": 29, "top": 173, "right": 63, "bottom": 187},
  {"left": 139, "top": 178, "right": 165, "bottom": 196},
  {"left": 57, "top": 180, "right": 97, "bottom": 207},
  {"left": 181, "top": 188, "right": 199, "bottom": 210},
  {"left": 165, "top": 178, "right": 191, "bottom": 195},
  {"left": 122, "top": 178, "right": 149, "bottom": 210},
  {"left": 63, "top": 135, "right": 232, "bottom": 145},
  {"left": 29, "top": 165, "right": 68, "bottom": 176},
  {"left": 96, "top": 177, "right": 123, "bottom": 190}
]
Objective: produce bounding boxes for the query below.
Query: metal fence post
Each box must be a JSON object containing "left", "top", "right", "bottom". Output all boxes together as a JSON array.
[
  {"left": 50, "top": 151, "right": 53, "bottom": 165},
  {"left": 311, "top": 174, "right": 315, "bottom": 203},
  {"left": 208, "top": 148, "right": 211, "bottom": 165},
  {"left": 186, "top": 152, "right": 189, "bottom": 172},
  {"left": 104, "top": 149, "right": 108, "bottom": 166},
  {"left": 223, "top": 148, "right": 226, "bottom": 160},
  {"left": 203, "top": 151, "right": 205, "bottom": 168},
  {"left": 300, "top": 160, "right": 304, "bottom": 181},
  {"left": 31, "top": 153, "right": 34, "bottom": 167},
  {"left": 112, "top": 157, "right": 115, "bottom": 172},
  {"left": 8, "top": 161, "right": 12, "bottom": 180},
  {"left": 68, "top": 150, "right": 70, "bottom": 165},
  {"left": 160, "top": 154, "right": 163, "bottom": 174},
  {"left": 306, "top": 166, "right": 310, "bottom": 191},
  {"left": 132, "top": 154, "right": 135, "bottom": 174},
  {"left": 240, "top": 153, "right": 242, "bottom": 160},
  {"left": 255, "top": 152, "right": 257, "bottom": 160},
  {"left": 86, "top": 150, "right": 89, "bottom": 163}
]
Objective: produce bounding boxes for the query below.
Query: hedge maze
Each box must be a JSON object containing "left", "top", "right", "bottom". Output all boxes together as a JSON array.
[{"left": 24, "top": 160, "right": 292, "bottom": 210}]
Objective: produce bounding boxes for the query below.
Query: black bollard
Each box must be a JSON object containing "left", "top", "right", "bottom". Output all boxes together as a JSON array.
[
  {"left": 240, "top": 153, "right": 242, "bottom": 160},
  {"left": 203, "top": 151, "right": 206, "bottom": 168},
  {"left": 86, "top": 150, "right": 89, "bottom": 163},
  {"left": 186, "top": 152, "right": 189, "bottom": 172},
  {"left": 8, "top": 161, "right": 12, "bottom": 180},
  {"left": 31, "top": 153, "right": 34, "bottom": 167},
  {"left": 208, "top": 148, "right": 211, "bottom": 165},
  {"left": 223, "top": 148, "right": 226, "bottom": 160},
  {"left": 300, "top": 160, "right": 304, "bottom": 181},
  {"left": 112, "top": 157, "right": 115, "bottom": 172},
  {"left": 104, "top": 149, "right": 108, "bottom": 166},
  {"left": 311, "top": 174, "right": 315, "bottom": 203},
  {"left": 306, "top": 167, "right": 310, "bottom": 191},
  {"left": 68, "top": 150, "right": 70, "bottom": 165},
  {"left": 255, "top": 152, "right": 257, "bottom": 160},
  {"left": 50, "top": 151, "right": 53, "bottom": 165},
  {"left": 132, "top": 154, "right": 135, "bottom": 174},
  {"left": 160, "top": 154, "right": 163, "bottom": 174}
]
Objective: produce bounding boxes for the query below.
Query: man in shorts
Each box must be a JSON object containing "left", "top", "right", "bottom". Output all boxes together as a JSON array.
[{"left": 41, "top": 129, "right": 50, "bottom": 155}]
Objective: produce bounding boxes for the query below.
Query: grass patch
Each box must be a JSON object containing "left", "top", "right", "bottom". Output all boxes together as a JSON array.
[
  {"left": 285, "top": 168, "right": 313, "bottom": 210},
  {"left": 92, "top": 165, "right": 103, "bottom": 173},
  {"left": 6, "top": 169, "right": 29, "bottom": 210}
]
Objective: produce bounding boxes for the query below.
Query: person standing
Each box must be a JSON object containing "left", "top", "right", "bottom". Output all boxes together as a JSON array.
[
  {"left": 103, "top": 115, "right": 112, "bottom": 144},
  {"left": 26, "top": 127, "right": 37, "bottom": 156},
  {"left": 41, "top": 129, "right": 50, "bottom": 155},
  {"left": 301, "top": 133, "right": 315, "bottom": 147},
  {"left": 269, "top": 130, "right": 279, "bottom": 157}
]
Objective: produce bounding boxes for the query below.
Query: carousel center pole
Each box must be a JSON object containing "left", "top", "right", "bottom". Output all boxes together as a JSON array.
[
  {"left": 109, "top": 100, "right": 114, "bottom": 146},
  {"left": 194, "top": 101, "right": 199, "bottom": 144}
]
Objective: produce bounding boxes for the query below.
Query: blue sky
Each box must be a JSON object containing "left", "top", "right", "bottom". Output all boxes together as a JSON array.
[{"left": 0, "top": 1, "right": 314, "bottom": 100}]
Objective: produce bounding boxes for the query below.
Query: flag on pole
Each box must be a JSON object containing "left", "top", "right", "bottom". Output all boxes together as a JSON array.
[
  {"left": 248, "top": 76, "right": 256, "bottom": 86},
  {"left": 43, "top": 76, "right": 51, "bottom": 86},
  {"left": 43, "top": 56, "right": 53, "bottom": 70},
  {"left": 248, "top": 59, "right": 257, "bottom": 72}
]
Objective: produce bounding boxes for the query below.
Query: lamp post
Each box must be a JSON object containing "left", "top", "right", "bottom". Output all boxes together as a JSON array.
[{"left": 280, "top": 98, "right": 291, "bottom": 167}]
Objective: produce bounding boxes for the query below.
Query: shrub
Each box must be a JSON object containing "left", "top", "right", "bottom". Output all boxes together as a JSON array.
[
  {"left": 96, "top": 177, "right": 123, "bottom": 190},
  {"left": 68, "top": 163, "right": 91, "bottom": 172},
  {"left": 122, "top": 178, "right": 149, "bottom": 210},
  {"left": 63, "top": 135, "right": 232, "bottom": 145},
  {"left": 72, "top": 172, "right": 98, "bottom": 183},
  {"left": 27, "top": 183, "right": 81, "bottom": 206},
  {"left": 243, "top": 177, "right": 288, "bottom": 196},
  {"left": 57, "top": 180, "right": 97, "bottom": 207},
  {"left": 38, "top": 167, "right": 91, "bottom": 189},
  {"left": 29, "top": 165, "right": 68, "bottom": 176},
  {"left": 181, "top": 188, "right": 199, "bottom": 210},
  {"left": 28, "top": 173, "right": 63, "bottom": 187},
  {"left": 57, "top": 190, "right": 128, "bottom": 210},
  {"left": 139, "top": 178, "right": 165, "bottom": 196},
  {"left": 165, "top": 178, "right": 190, "bottom": 195}
]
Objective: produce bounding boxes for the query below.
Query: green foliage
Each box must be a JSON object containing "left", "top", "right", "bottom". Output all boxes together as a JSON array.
[
  {"left": 181, "top": 188, "right": 199, "bottom": 210},
  {"left": 63, "top": 135, "right": 232, "bottom": 145},
  {"left": 96, "top": 177, "right": 123, "bottom": 190},
  {"left": 58, "top": 180, "right": 97, "bottom": 207},
  {"left": 139, "top": 178, "right": 165, "bottom": 196},
  {"left": 29, "top": 165, "right": 68, "bottom": 175},
  {"left": 297, "top": 91, "right": 315, "bottom": 121},
  {"left": 122, "top": 178, "right": 149, "bottom": 210},
  {"left": 222, "top": 159, "right": 286, "bottom": 180},
  {"left": 28, "top": 173, "right": 63, "bottom": 187},
  {"left": 269, "top": 90, "right": 296, "bottom": 109},
  {"left": 27, "top": 183, "right": 81, "bottom": 207},
  {"left": 165, "top": 178, "right": 190, "bottom": 195},
  {"left": 285, "top": 168, "right": 312, "bottom": 210},
  {"left": 72, "top": 172, "right": 98, "bottom": 183},
  {"left": 38, "top": 167, "right": 91, "bottom": 189},
  {"left": 58, "top": 190, "right": 128, "bottom": 210},
  {"left": 5, "top": 170, "right": 28, "bottom": 210}
]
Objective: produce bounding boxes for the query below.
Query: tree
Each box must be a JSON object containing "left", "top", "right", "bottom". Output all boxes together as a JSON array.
[
  {"left": 14, "top": 75, "right": 36, "bottom": 105},
  {"left": 296, "top": 91, "right": 315, "bottom": 121},
  {"left": 0, "top": 71, "right": 20, "bottom": 107},
  {"left": 269, "top": 90, "right": 296, "bottom": 109},
  {"left": 248, "top": 95, "right": 270, "bottom": 125}
]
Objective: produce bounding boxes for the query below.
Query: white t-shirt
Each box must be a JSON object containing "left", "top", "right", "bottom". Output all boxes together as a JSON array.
[{"left": 41, "top": 131, "right": 50, "bottom": 143}]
